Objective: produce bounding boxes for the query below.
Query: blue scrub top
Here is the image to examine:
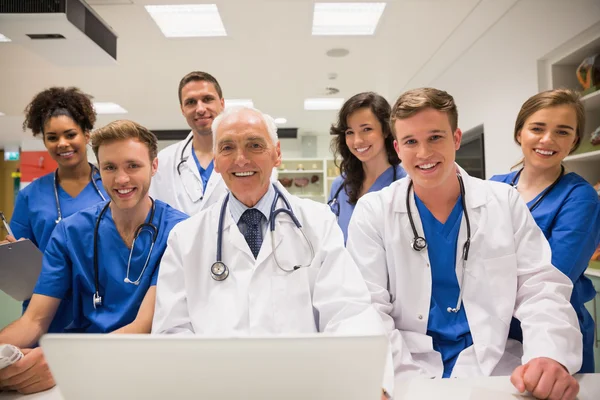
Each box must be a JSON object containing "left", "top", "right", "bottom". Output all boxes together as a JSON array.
[
  {"left": 32, "top": 200, "right": 188, "bottom": 334},
  {"left": 329, "top": 165, "right": 406, "bottom": 243},
  {"left": 191, "top": 146, "right": 214, "bottom": 190},
  {"left": 415, "top": 194, "right": 473, "bottom": 378},
  {"left": 491, "top": 171, "right": 600, "bottom": 373},
  {"left": 9, "top": 170, "right": 108, "bottom": 333}
]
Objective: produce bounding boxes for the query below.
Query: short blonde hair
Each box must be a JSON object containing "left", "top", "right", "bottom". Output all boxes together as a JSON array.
[
  {"left": 92, "top": 120, "right": 158, "bottom": 161},
  {"left": 390, "top": 88, "right": 458, "bottom": 138}
]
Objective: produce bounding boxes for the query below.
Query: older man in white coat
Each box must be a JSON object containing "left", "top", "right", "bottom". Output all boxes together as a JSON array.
[
  {"left": 152, "top": 106, "right": 393, "bottom": 398},
  {"left": 347, "top": 88, "right": 582, "bottom": 400}
]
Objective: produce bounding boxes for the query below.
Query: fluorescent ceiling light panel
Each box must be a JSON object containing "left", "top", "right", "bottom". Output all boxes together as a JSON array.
[
  {"left": 94, "top": 102, "right": 128, "bottom": 114},
  {"left": 224, "top": 99, "right": 254, "bottom": 108},
  {"left": 145, "top": 4, "right": 227, "bottom": 37},
  {"left": 312, "top": 3, "right": 386, "bottom": 36},
  {"left": 274, "top": 117, "right": 287, "bottom": 124},
  {"left": 0, "top": 112, "right": 5, "bottom": 116},
  {"left": 0, "top": 33, "right": 11, "bottom": 42},
  {"left": 304, "top": 98, "right": 344, "bottom": 111}
]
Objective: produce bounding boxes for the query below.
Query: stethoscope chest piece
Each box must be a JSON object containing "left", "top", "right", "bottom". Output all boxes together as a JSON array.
[
  {"left": 93, "top": 292, "right": 102, "bottom": 309},
  {"left": 411, "top": 236, "right": 427, "bottom": 252},
  {"left": 211, "top": 261, "right": 229, "bottom": 281}
]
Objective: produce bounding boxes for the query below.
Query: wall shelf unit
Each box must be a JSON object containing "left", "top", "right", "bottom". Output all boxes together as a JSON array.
[{"left": 276, "top": 158, "right": 340, "bottom": 203}]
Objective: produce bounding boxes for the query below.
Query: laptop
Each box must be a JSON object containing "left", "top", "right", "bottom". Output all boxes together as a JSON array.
[{"left": 40, "top": 333, "right": 388, "bottom": 400}]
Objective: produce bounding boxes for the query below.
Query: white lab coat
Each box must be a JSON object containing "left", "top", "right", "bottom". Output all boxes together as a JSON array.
[
  {"left": 152, "top": 182, "right": 394, "bottom": 393},
  {"left": 346, "top": 166, "right": 582, "bottom": 379},
  {"left": 149, "top": 132, "right": 227, "bottom": 215}
]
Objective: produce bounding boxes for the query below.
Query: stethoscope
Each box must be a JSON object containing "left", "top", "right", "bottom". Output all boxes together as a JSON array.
[
  {"left": 176, "top": 136, "right": 205, "bottom": 202},
  {"left": 210, "top": 184, "right": 315, "bottom": 281},
  {"left": 328, "top": 165, "right": 399, "bottom": 217},
  {"left": 406, "top": 173, "right": 471, "bottom": 314},
  {"left": 509, "top": 165, "right": 564, "bottom": 212},
  {"left": 53, "top": 163, "right": 107, "bottom": 224},
  {"left": 92, "top": 198, "right": 158, "bottom": 309}
]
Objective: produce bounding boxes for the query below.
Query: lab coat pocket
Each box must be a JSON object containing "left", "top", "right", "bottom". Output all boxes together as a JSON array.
[
  {"left": 271, "top": 269, "right": 316, "bottom": 333},
  {"left": 482, "top": 254, "right": 517, "bottom": 325}
]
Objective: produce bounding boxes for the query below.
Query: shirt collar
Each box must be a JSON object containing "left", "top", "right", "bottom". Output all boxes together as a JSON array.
[{"left": 229, "top": 184, "right": 275, "bottom": 224}]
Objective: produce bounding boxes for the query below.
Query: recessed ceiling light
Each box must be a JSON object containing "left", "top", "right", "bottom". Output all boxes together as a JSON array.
[
  {"left": 145, "top": 4, "right": 227, "bottom": 38},
  {"left": 304, "top": 98, "right": 345, "bottom": 111},
  {"left": 312, "top": 3, "right": 386, "bottom": 36},
  {"left": 0, "top": 111, "right": 5, "bottom": 116},
  {"left": 224, "top": 99, "right": 254, "bottom": 108},
  {"left": 0, "top": 33, "right": 11, "bottom": 42},
  {"left": 274, "top": 117, "right": 287, "bottom": 124},
  {"left": 94, "top": 102, "right": 128, "bottom": 114},
  {"left": 326, "top": 48, "right": 349, "bottom": 58}
]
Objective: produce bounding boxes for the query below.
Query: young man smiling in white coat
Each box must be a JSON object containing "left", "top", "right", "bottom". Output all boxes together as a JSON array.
[
  {"left": 153, "top": 106, "right": 393, "bottom": 399},
  {"left": 346, "top": 88, "right": 582, "bottom": 400},
  {"left": 149, "top": 71, "right": 227, "bottom": 215}
]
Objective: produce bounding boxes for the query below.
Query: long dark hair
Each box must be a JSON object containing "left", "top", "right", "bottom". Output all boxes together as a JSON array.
[{"left": 330, "top": 92, "right": 400, "bottom": 204}]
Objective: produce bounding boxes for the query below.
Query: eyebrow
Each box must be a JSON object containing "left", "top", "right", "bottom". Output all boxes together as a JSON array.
[
  {"left": 399, "top": 129, "right": 446, "bottom": 141},
  {"left": 45, "top": 129, "right": 77, "bottom": 135},
  {"left": 529, "top": 121, "right": 575, "bottom": 131}
]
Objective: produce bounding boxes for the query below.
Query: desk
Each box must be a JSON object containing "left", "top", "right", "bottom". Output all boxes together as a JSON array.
[{"left": 1, "top": 375, "right": 598, "bottom": 400}]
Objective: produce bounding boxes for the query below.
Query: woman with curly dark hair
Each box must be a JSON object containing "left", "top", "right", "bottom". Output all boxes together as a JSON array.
[
  {"left": 328, "top": 92, "right": 406, "bottom": 243},
  {"left": 6, "top": 87, "right": 108, "bottom": 334}
]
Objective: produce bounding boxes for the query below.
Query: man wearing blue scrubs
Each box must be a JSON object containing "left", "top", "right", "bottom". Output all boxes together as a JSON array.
[{"left": 0, "top": 120, "right": 188, "bottom": 395}]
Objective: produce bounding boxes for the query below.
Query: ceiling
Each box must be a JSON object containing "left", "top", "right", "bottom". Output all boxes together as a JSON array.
[{"left": 0, "top": 0, "right": 516, "bottom": 148}]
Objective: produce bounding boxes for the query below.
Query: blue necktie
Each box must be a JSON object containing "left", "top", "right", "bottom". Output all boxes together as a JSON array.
[{"left": 241, "top": 208, "right": 263, "bottom": 259}]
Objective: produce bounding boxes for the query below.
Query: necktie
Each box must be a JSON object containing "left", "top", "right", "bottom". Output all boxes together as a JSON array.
[{"left": 241, "top": 208, "right": 263, "bottom": 258}]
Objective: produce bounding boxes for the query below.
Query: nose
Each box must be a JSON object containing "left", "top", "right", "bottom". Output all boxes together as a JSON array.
[
  {"left": 539, "top": 130, "right": 554, "bottom": 144},
  {"left": 234, "top": 148, "right": 250, "bottom": 167},
  {"left": 115, "top": 169, "right": 130, "bottom": 185},
  {"left": 57, "top": 135, "right": 69, "bottom": 148},
  {"left": 195, "top": 101, "right": 207, "bottom": 115},
  {"left": 416, "top": 142, "right": 433, "bottom": 159}
]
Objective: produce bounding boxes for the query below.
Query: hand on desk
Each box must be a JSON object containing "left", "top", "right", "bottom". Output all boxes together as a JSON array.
[
  {"left": 0, "top": 347, "right": 56, "bottom": 394},
  {"left": 510, "top": 357, "right": 579, "bottom": 400}
]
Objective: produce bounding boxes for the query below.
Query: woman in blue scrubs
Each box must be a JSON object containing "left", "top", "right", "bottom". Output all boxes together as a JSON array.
[
  {"left": 328, "top": 92, "right": 406, "bottom": 242},
  {"left": 491, "top": 89, "right": 600, "bottom": 373},
  {"left": 7, "top": 87, "right": 108, "bottom": 333}
]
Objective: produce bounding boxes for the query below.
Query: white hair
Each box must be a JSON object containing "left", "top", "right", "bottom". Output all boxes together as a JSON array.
[{"left": 211, "top": 106, "right": 278, "bottom": 152}]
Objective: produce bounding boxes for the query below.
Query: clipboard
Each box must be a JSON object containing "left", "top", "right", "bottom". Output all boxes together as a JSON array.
[{"left": 0, "top": 239, "right": 43, "bottom": 301}]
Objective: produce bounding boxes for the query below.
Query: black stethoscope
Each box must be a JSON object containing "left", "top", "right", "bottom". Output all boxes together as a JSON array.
[
  {"left": 210, "top": 184, "right": 315, "bottom": 281},
  {"left": 53, "top": 163, "right": 107, "bottom": 224},
  {"left": 92, "top": 198, "right": 158, "bottom": 309},
  {"left": 176, "top": 136, "right": 206, "bottom": 202},
  {"left": 509, "top": 165, "right": 564, "bottom": 212},
  {"left": 328, "top": 165, "right": 399, "bottom": 217},
  {"left": 406, "top": 173, "right": 471, "bottom": 314}
]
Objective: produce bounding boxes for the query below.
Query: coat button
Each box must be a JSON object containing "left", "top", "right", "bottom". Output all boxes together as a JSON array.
[{"left": 418, "top": 314, "right": 423, "bottom": 320}]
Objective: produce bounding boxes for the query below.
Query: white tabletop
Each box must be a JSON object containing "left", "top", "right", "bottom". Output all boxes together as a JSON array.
[{"left": 1, "top": 374, "right": 598, "bottom": 400}]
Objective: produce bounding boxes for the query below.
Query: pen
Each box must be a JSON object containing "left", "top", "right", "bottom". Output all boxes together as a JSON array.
[{"left": 0, "top": 212, "right": 14, "bottom": 238}]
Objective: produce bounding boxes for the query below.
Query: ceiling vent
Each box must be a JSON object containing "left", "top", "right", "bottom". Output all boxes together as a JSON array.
[{"left": 0, "top": 0, "right": 118, "bottom": 66}]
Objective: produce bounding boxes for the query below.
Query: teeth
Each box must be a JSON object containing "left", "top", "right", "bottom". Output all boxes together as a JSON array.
[
  {"left": 355, "top": 147, "right": 370, "bottom": 153},
  {"left": 117, "top": 188, "right": 134, "bottom": 194},
  {"left": 535, "top": 149, "right": 555, "bottom": 156},
  {"left": 234, "top": 172, "right": 255, "bottom": 177},
  {"left": 59, "top": 151, "right": 74, "bottom": 157},
  {"left": 418, "top": 163, "right": 436, "bottom": 170}
]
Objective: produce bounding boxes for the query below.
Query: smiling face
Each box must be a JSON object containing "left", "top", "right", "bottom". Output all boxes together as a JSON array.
[
  {"left": 517, "top": 105, "right": 578, "bottom": 171},
  {"left": 393, "top": 108, "right": 462, "bottom": 191},
  {"left": 97, "top": 138, "right": 158, "bottom": 211},
  {"left": 43, "top": 115, "right": 90, "bottom": 169},
  {"left": 214, "top": 109, "right": 281, "bottom": 207},
  {"left": 344, "top": 107, "right": 387, "bottom": 164},
  {"left": 180, "top": 80, "right": 225, "bottom": 136}
]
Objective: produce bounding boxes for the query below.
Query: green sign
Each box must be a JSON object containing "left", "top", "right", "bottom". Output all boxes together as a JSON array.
[{"left": 4, "top": 151, "right": 19, "bottom": 161}]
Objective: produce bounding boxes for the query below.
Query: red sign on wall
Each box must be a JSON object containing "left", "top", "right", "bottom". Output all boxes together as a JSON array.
[{"left": 19, "top": 151, "right": 57, "bottom": 183}]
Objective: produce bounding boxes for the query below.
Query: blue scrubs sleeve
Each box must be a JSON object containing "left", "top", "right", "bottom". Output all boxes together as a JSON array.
[
  {"left": 9, "top": 191, "right": 35, "bottom": 244},
  {"left": 33, "top": 222, "right": 72, "bottom": 300},
  {"left": 547, "top": 194, "right": 600, "bottom": 281}
]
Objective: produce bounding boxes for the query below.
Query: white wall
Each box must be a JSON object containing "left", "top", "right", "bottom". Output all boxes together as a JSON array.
[{"left": 429, "top": 0, "right": 600, "bottom": 177}]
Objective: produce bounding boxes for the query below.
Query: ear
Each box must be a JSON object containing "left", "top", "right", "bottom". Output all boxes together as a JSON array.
[
  {"left": 84, "top": 131, "right": 91, "bottom": 145},
  {"left": 273, "top": 141, "right": 282, "bottom": 168},
  {"left": 151, "top": 157, "right": 158, "bottom": 177},
  {"left": 393, "top": 139, "right": 400, "bottom": 154},
  {"left": 220, "top": 97, "right": 225, "bottom": 109},
  {"left": 453, "top": 128, "right": 463, "bottom": 151},
  {"left": 516, "top": 130, "right": 522, "bottom": 145}
]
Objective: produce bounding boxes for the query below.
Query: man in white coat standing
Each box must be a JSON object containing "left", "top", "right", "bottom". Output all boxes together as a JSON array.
[
  {"left": 153, "top": 106, "right": 393, "bottom": 399},
  {"left": 149, "top": 71, "right": 227, "bottom": 215},
  {"left": 346, "top": 87, "right": 582, "bottom": 400}
]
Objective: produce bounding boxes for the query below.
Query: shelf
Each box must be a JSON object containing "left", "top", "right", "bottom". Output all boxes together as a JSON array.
[
  {"left": 563, "top": 149, "right": 600, "bottom": 162},
  {"left": 297, "top": 193, "right": 325, "bottom": 199},
  {"left": 278, "top": 170, "right": 323, "bottom": 174},
  {"left": 327, "top": 177, "right": 339, "bottom": 181},
  {"left": 582, "top": 90, "right": 600, "bottom": 111}
]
